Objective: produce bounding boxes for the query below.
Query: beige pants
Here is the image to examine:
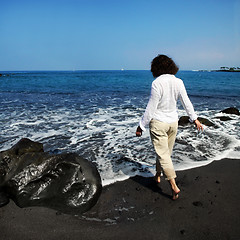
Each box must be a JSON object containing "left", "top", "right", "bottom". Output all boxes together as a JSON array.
[{"left": 149, "top": 119, "right": 178, "bottom": 180}]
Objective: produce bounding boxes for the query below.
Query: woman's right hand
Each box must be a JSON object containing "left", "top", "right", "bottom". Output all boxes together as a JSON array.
[{"left": 136, "top": 126, "right": 143, "bottom": 137}]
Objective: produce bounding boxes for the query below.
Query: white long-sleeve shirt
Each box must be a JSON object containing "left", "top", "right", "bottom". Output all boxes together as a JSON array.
[{"left": 139, "top": 74, "right": 198, "bottom": 131}]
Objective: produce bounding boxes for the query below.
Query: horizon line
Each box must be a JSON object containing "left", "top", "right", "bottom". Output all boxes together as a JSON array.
[{"left": 0, "top": 69, "right": 203, "bottom": 72}]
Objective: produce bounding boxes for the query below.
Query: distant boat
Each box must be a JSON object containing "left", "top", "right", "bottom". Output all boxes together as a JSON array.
[{"left": 121, "top": 68, "right": 124, "bottom": 71}]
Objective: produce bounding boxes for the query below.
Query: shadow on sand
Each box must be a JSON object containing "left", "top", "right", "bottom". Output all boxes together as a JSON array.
[{"left": 130, "top": 175, "right": 173, "bottom": 200}]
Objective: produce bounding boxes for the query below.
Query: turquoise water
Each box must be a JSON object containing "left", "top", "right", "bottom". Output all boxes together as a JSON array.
[{"left": 0, "top": 70, "right": 239, "bottom": 185}]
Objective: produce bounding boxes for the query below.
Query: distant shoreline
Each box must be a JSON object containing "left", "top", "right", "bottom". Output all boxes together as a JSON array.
[
  {"left": 197, "top": 67, "right": 240, "bottom": 72},
  {"left": 213, "top": 69, "right": 240, "bottom": 72},
  {"left": 196, "top": 69, "right": 240, "bottom": 72}
]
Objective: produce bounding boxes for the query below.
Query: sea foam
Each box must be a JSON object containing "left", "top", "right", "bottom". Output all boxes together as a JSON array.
[{"left": 0, "top": 71, "right": 239, "bottom": 186}]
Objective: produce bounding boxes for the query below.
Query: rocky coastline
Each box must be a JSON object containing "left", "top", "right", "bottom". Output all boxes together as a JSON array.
[
  {"left": 0, "top": 107, "right": 239, "bottom": 239},
  {"left": 1, "top": 158, "right": 239, "bottom": 240}
]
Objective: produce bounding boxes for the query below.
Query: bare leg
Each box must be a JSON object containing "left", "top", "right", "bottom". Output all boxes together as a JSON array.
[{"left": 169, "top": 178, "right": 180, "bottom": 200}]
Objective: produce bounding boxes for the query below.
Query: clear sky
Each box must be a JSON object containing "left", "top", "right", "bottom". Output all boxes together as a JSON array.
[{"left": 0, "top": 0, "right": 240, "bottom": 70}]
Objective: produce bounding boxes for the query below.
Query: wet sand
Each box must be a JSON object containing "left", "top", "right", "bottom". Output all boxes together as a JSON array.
[{"left": 1, "top": 158, "right": 240, "bottom": 240}]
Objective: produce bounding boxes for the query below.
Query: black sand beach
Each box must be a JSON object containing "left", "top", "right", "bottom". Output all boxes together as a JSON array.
[{"left": 1, "top": 158, "right": 240, "bottom": 240}]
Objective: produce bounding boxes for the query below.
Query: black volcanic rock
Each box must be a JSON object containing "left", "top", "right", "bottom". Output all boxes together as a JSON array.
[
  {"left": 178, "top": 116, "right": 190, "bottom": 126},
  {"left": 0, "top": 191, "right": 9, "bottom": 207},
  {"left": 220, "top": 107, "right": 239, "bottom": 115},
  {"left": 178, "top": 116, "right": 215, "bottom": 127},
  {"left": 0, "top": 138, "right": 102, "bottom": 215},
  {"left": 215, "top": 116, "right": 233, "bottom": 121}
]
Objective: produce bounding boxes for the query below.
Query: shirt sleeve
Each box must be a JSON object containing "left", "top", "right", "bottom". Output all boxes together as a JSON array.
[
  {"left": 139, "top": 82, "right": 161, "bottom": 131},
  {"left": 179, "top": 81, "right": 198, "bottom": 122}
]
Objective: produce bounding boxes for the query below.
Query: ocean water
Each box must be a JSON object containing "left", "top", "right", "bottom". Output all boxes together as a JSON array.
[{"left": 0, "top": 70, "right": 240, "bottom": 185}]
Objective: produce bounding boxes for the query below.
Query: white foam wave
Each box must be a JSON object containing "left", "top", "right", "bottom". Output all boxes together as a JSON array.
[{"left": 0, "top": 104, "right": 239, "bottom": 186}]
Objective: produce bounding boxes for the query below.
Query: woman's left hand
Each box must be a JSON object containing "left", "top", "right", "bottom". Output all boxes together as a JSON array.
[{"left": 194, "top": 119, "right": 203, "bottom": 131}]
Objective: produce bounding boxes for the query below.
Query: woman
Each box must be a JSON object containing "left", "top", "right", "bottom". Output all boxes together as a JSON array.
[{"left": 136, "top": 54, "right": 203, "bottom": 200}]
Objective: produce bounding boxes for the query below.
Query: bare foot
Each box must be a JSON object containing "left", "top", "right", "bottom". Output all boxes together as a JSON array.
[
  {"left": 155, "top": 173, "right": 161, "bottom": 183},
  {"left": 172, "top": 187, "right": 180, "bottom": 200},
  {"left": 169, "top": 178, "right": 180, "bottom": 200}
]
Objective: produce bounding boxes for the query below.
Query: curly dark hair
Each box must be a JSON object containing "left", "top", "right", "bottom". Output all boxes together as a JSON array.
[{"left": 151, "top": 54, "right": 179, "bottom": 78}]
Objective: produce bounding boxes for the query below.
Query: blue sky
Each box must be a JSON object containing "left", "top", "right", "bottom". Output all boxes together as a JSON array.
[{"left": 0, "top": 0, "right": 239, "bottom": 70}]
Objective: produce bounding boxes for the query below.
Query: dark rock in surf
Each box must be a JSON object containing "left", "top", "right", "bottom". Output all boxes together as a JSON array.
[
  {"left": 220, "top": 107, "right": 239, "bottom": 116},
  {"left": 0, "top": 74, "right": 2, "bottom": 77},
  {"left": 0, "top": 138, "right": 102, "bottom": 215},
  {"left": 178, "top": 116, "right": 190, "bottom": 126},
  {"left": 195, "top": 117, "right": 215, "bottom": 127},
  {"left": 215, "top": 116, "right": 233, "bottom": 121},
  {"left": 178, "top": 116, "right": 215, "bottom": 127}
]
